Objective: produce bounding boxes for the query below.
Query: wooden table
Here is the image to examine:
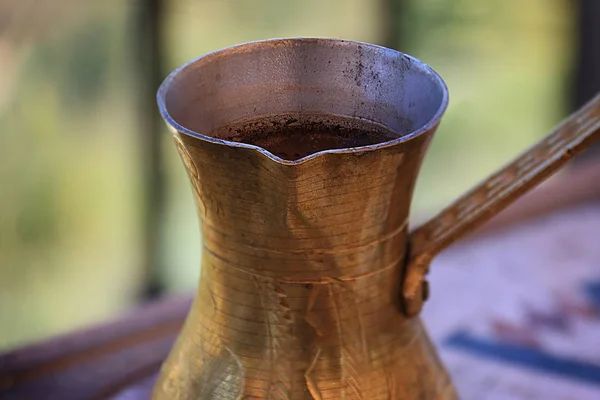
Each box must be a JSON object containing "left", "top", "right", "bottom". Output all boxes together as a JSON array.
[{"left": 2, "top": 161, "right": 599, "bottom": 400}]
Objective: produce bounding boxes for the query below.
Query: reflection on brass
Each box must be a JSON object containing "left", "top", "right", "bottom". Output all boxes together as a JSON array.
[{"left": 153, "top": 38, "right": 600, "bottom": 399}]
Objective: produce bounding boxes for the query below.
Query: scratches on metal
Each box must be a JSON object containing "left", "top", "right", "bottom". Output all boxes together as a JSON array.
[
  {"left": 254, "top": 277, "right": 294, "bottom": 400},
  {"left": 330, "top": 282, "right": 366, "bottom": 399}
]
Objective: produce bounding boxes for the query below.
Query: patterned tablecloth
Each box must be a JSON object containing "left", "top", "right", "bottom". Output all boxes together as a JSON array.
[{"left": 424, "top": 204, "right": 600, "bottom": 400}]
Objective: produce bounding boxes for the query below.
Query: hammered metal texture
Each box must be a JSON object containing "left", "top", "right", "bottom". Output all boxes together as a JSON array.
[{"left": 153, "top": 131, "right": 457, "bottom": 400}]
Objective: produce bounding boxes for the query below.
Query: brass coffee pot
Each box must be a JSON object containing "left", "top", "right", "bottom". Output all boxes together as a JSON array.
[{"left": 153, "top": 38, "right": 600, "bottom": 399}]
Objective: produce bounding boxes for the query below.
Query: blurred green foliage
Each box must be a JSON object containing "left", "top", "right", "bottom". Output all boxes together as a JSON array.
[{"left": 0, "top": 0, "right": 574, "bottom": 350}]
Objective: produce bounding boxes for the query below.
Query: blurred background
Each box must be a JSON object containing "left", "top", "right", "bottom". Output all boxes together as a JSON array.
[{"left": 0, "top": 0, "right": 598, "bottom": 351}]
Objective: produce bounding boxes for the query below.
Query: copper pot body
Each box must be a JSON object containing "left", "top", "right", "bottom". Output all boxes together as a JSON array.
[{"left": 153, "top": 37, "right": 455, "bottom": 399}]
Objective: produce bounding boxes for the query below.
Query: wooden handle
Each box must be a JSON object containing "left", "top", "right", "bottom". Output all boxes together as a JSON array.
[{"left": 402, "top": 92, "right": 600, "bottom": 317}]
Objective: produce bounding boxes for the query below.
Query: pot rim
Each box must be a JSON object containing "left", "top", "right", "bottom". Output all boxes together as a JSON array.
[{"left": 157, "top": 37, "right": 449, "bottom": 165}]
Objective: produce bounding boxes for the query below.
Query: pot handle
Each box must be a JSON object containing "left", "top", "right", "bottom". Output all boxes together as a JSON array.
[{"left": 401, "top": 92, "right": 600, "bottom": 317}]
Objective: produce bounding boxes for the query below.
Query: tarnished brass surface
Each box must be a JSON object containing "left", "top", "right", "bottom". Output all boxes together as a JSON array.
[
  {"left": 156, "top": 131, "right": 456, "bottom": 399},
  {"left": 154, "top": 38, "right": 456, "bottom": 399}
]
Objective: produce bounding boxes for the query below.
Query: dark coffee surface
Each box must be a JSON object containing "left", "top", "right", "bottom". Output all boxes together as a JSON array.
[{"left": 210, "top": 114, "right": 406, "bottom": 161}]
